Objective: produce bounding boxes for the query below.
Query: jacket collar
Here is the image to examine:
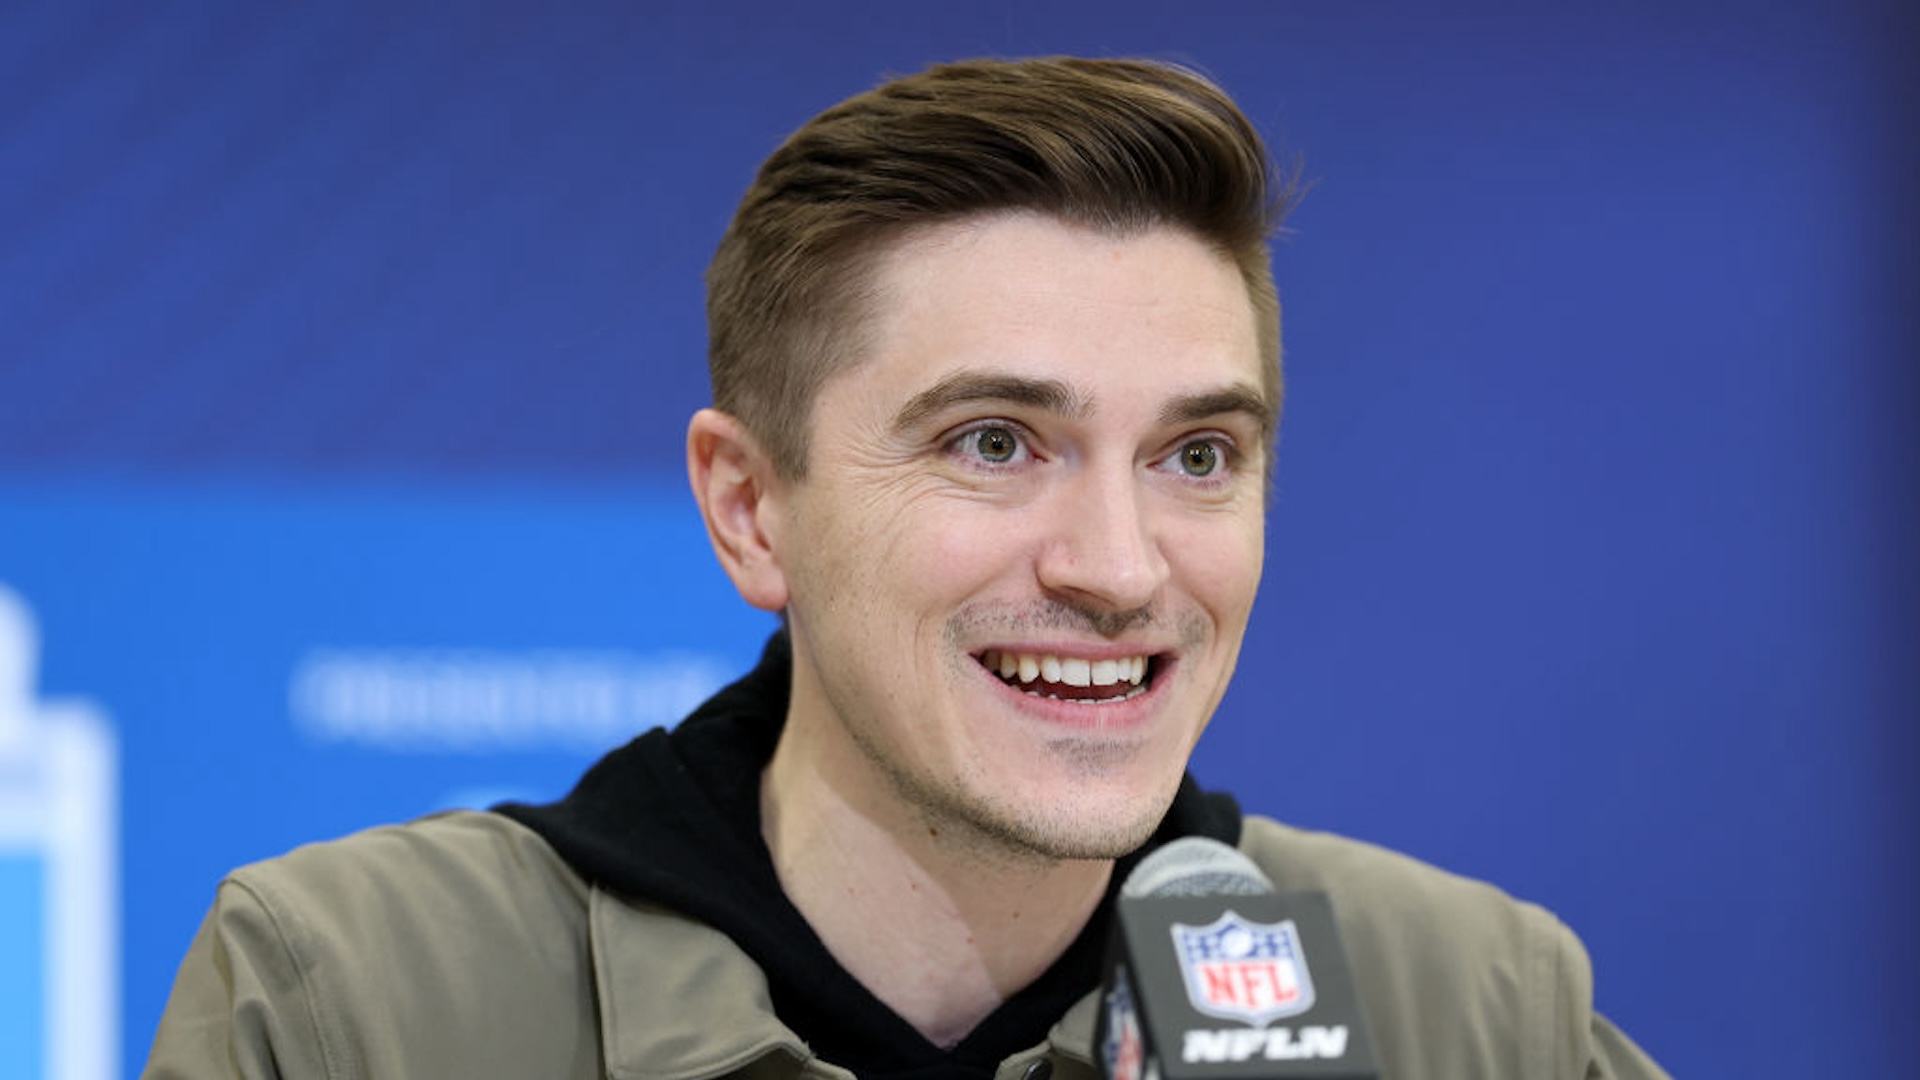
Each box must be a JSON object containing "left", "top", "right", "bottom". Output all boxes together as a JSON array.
[
  {"left": 592, "top": 886, "right": 820, "bottom": 1080},
  {"left": 590, "top": 886, "right": 1102, "bottom": 1080}
]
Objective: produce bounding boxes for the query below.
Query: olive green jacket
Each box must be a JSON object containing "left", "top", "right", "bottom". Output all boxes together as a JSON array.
[{"left": 144, "top": 811, "right": 1669, "bottom": 1080}]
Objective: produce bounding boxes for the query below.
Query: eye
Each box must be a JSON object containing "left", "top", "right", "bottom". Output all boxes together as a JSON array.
[
  {"left": 1178, "top": 440, "right": 1221, "bottom": 477},
  {"left": 1163, "top": 437, "right": 1231, "bottom": 479},
  {"left": 952, "top": 424, "right": 1026, "bottom": 465}
]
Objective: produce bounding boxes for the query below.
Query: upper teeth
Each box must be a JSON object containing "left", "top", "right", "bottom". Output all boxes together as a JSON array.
[{"left": 982, "top": 650, "right": 1148, "bottom": 688}]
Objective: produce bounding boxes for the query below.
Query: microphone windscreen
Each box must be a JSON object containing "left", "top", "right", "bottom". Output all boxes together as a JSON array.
[{"left": 1122, "top": 837, "right": 1273, "bottom": 899}]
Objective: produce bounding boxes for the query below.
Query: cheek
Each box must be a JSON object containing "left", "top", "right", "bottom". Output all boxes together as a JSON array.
[
  {"left": 1172, "top": 512, "right": 1265, "bottom": 621},
  {"left": 793, "top": 485, "right": 1007, "bottom": 626},
  {"left": 869, "top": 484, "right": 1027, "bottom": 579}
]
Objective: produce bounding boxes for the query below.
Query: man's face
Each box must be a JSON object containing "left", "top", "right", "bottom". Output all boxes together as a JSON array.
[{"left": 766, "top": 212, "right": 1270, "bottom": 860}]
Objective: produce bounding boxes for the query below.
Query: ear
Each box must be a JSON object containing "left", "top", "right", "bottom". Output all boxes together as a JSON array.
[{"left": 687, "top": 408, "right": 791, "bottom": 613}]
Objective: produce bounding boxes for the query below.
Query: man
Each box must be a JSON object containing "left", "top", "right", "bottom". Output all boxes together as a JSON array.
[{"left": 147, "top": 57, "right": 1668, "bottom": 1079}]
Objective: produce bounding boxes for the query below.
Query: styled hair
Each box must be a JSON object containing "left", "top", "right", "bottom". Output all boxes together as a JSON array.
[{"left": 706, "top": 56, "right": 1294, "bottom": 479}]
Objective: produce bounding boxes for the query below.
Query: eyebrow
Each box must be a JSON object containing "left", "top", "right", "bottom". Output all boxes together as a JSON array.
[
  {"left": 890, "top": 373, "right": 1091, "bottom": 433},
  {"left": 1160, "top": 384, "right": 1274, "bottom": 436},
  {"left": 889, "top": 370, "right": 1273, "bottom": 436}
]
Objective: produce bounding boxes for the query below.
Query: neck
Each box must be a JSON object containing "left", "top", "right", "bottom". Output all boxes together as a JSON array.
[{"left": 760, "top": 721, "right": 1114, "bottom": 1049}]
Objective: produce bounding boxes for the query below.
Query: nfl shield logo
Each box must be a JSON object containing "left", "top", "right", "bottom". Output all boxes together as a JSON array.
[{"left": 1171, "top": 912, "right": 1317, "bottom": 1026}]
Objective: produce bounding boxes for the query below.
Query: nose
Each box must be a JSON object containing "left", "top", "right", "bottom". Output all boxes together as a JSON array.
[{"left": 1034, "top": 466, "right": 1169, "bottom": 619}]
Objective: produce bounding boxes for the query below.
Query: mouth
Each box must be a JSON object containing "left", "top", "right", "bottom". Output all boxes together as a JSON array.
[{"left": 975, "top": 648, "right": 1158, "bottom": 704}]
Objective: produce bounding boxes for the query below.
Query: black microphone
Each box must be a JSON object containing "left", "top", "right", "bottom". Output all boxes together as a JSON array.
[{"left": 1095, "top": 837, "right": 1379, "bottom": 1080}]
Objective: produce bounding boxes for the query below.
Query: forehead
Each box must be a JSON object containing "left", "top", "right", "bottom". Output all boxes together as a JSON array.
[{"left": 842, "top": 213, "right": 1265, "bottom": 413}]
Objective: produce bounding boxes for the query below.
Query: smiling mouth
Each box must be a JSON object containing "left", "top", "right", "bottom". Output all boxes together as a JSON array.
[{"left": 976, "top": 649, "right": 1155, "bottom": 703}]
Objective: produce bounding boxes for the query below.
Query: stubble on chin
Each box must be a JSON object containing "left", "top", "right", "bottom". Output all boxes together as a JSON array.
[
  {"left": 890, "top": 738, "right": 1175, "bottom": 867},
  {"left": 932, "top": 783, "right": 1169, "bottom": 866},
  {"left": 837, "top": 702, "right": 1168, "bottom": 865}
]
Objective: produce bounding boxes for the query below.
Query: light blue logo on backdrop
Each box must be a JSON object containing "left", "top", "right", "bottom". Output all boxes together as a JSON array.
[
  {"left": 0, "top": 583, "right": 118, "bottom": 1080},
  {"left": 289, "top": 646, "right": 733, "bottom": 753}
]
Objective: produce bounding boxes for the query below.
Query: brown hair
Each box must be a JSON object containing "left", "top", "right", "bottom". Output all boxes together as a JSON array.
[{"left": 706, "top": 56, "right": 1294, "bottom": 479}]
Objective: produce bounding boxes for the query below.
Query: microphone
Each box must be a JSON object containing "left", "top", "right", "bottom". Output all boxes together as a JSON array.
[{"left": 1095, "top": 838, "right": 1379, "bottom": 1080}]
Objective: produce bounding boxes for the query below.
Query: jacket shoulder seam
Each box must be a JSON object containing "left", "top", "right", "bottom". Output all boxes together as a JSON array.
[{"left": 223, "top": 872, "right": 358, "bottom": 1080}]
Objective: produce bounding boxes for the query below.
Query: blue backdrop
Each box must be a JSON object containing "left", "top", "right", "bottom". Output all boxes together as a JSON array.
[{"left": 1, "top": 3, "right": 1914, "bottom": 1078}]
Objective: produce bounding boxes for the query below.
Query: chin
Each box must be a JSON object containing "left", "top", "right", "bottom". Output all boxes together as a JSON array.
[
  {"left": 969, "top": 784, "right": 1175, "bottom": 862},
  {"left": 1018, "top": 818, "right": 1163, "bottom": 862}
]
